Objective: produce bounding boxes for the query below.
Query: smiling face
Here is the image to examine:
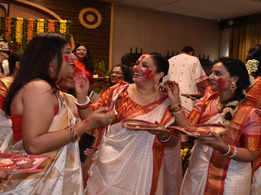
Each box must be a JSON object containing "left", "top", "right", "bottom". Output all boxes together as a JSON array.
[
  {"left": 56, "top": 43, "right": 76, "bottom": 90},
  {"left": 209, "top": 62, "right": 233, "bottom": 92},
  {"left": 110, "top": 65, "right": 123, "bottom": 84},
  {"left": 132, "top": 54, "right": 158, "bottom": 83},
  {"left": 75, "top": 45, "right": 87, "bottom": 59}
]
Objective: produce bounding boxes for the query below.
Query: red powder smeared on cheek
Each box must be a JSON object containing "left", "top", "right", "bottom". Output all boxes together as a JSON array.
[
  {"left": 217, "top": 78, "right": 226, "bottom": 90},
  {"left": 145, "top": 69, "right": 153, "bottom": 80},
  {"left": 64, "top": 55, "right": 70, "bottom": 63}
]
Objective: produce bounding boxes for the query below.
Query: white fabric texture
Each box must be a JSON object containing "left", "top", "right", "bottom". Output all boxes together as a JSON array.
[
  {"left": 168, "top": 53, "right": 206, "bottom": 114},
  {"left": 251, "top": 168, "right": 261, "bottom": 195},
  {"left": 86, "top": 97, "right": 176, "bottom": 195},
  {"left": 0, "top": 109, "right": 13, "bottom": 152},
  {"left": 180, "top": 113, "right": 251, "bottom": 195},
  {"left": 2, "top": 92, "right": 84, "bottom": 195}
]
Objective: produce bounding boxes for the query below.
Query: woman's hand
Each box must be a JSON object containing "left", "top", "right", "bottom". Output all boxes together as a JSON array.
[
  {"left": 84, "top": 107, "right": 117, "bottom": 130},
  {"left": 74, "top": 68, "right": 90, "bottom": 101},
  {"left": 162, "top": 81, "right": 181, "bottom": 107},
  {"left": 198, "top": 132, "right": 227, "bottom": 153}
]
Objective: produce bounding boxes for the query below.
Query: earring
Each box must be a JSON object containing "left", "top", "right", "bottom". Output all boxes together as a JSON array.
[
  {"left": 49, "top": 66, "right": 56, "bottom": 78},
  {"left": 230, "top": 81, "right": 237, "bottom": 93},
  {"left": 49, "top": 66, "right": 55, "bottom": 74}
]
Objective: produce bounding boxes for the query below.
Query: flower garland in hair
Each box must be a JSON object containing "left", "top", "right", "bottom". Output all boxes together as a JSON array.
[
  {"left": 246, "top": 59, "right": 259, "bottom": 85},
  {"left": 246, "top": 59, "right": 259, "bottom": 75},
  {"left": 220, "top": 100, "right": 239, "bottom": 125}
]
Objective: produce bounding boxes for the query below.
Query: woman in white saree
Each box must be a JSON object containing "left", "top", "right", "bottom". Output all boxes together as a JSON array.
[
  {"left": 180, "top": 57, "right": 261, "bottom": 195},
  {"left": 1, "top": 33, "right": 115, "bottom": 194},
  {"left": 76, "top": 53, "right": 190, "bottom": 195}
]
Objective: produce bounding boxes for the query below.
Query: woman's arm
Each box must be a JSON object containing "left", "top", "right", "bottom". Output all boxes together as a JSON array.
[
  {"left": 21, "top": 80, "right": 115, "bottom": 154},
  {"left": 199, "top": 132, "right": 260, "bottom": 162}
]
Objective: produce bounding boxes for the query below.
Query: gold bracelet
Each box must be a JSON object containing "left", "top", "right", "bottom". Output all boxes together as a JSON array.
[{"left": 169, "top": 104, "right": 182, "bottom": 113}]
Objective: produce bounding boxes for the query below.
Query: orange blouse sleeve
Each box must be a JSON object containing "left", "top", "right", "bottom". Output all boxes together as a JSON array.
[{"left": 240, "top": 108, "right": 261, "bottom": 151}]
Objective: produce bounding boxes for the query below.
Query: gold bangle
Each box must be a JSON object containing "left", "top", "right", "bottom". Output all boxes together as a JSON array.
[{"left": 169, "top": 104, "right": 182, "bottom": 113}]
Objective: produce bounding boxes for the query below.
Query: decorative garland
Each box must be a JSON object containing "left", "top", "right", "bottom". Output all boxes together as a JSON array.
[
  {"left": 4, "top": 17, "right": 11, "bottom": 41},
  {"left": 48, "top": 19, "right": 55, "bottom": 32},
  {"left": 27, "top": 18, "right": 34, "bottom": 42},
  {"left": 0, "top": 17, "right": 71, "bottom": 51},
  {"left": 220, "top": 100, "right": 239, "bottom": 125},
  {"left": 16, "top": 17, "right": 23, "bottom": 44},
  {"left": 36, "top": 18, "right": 45, "bottom": 34},
  {"left": 59, "top": 19, "right": 67, "bottom": 34}
]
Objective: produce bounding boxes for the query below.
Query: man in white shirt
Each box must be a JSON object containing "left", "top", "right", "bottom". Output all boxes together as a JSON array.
[{"left": 168, "top": 46, "right": 207, "bottom": 116}]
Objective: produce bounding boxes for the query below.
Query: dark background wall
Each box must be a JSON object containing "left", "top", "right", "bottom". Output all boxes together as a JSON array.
[{"left": 9, "top": 0, "right": 112, "bottom": 69}]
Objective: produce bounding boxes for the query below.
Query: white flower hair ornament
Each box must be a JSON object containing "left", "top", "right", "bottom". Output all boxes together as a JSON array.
[{"left": 246, "top": 59, "right": 259, "bottom": 76}]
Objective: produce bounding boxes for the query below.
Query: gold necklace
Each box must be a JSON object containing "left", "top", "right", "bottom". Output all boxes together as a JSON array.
[{"left": 134, "top": 85, "right": 159, "bottom": 99}]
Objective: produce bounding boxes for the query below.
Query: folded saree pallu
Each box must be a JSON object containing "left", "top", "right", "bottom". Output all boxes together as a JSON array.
[
  {"left": 0, "top": 153, "right": 50, "bottom": 173},
  {"left": 122, "top": 119, "right": 226, "bottom": 137}
]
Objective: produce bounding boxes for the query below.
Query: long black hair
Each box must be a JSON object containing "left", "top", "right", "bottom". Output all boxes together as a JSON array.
[
  {"left": 149, "top": 52, "right": 169, "bottom": 82},
  {"left": 214, "top": 57, "right": 250, "bottom": 101},
  {"left": 73, "top": 43, "right": 93, "bottom": 73},
  {"left": 3, "top": 33, "right": 69, "bottom": 115}
]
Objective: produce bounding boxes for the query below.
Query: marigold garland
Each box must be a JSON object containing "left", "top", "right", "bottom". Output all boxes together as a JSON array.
[
  {"left": 27, "top": 18, "right": 34, "bottom": 42},
  {"left": 0, "top": 17, "right": 71, "bottom": 50},
  {"left": 48, "top": 19, "right": 55, "bottom": 32},
  {"left": 59, "top": 19, "right": 67, "bottom": 34},
  {"left": 4, "top": 17, "right": 11, "bottom": 41},
  {"left": 36, "top": 19, "right": 45, "bottom": 34},
  {"left": 15, "top": 17, "right": 23, "bottom": 44}
]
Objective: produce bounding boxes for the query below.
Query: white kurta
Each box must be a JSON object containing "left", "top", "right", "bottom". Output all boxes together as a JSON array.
[{"left": 168, "top": 53, "right": 206, "bottom": 115}]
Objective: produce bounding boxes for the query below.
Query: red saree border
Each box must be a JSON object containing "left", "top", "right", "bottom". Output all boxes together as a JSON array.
[
  {"left": 204, "top": 105, "right": 253, "bottom": 195},
  {"left": 150, "top": 108, "right": 174, "bottom": 195},
  {"left": 85, "top": 83, "right": 170, "bottom": 189},
  {"left": 125, "top": 96, "right": 167, "bottom": 120}
]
